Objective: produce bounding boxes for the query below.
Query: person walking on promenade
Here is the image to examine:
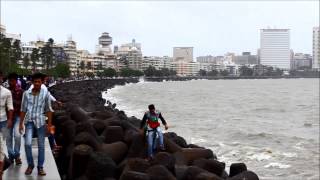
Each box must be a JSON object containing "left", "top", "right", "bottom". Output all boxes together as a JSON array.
[
  {"left": 7, "top": 73, "right": 23, "bottom": 165},
  {"left": 140, "top": 104, "right": 169, "bottom": 160},
  {"left": 28, "top": 74, "right": 62, "bottom": 107},
  {"left": 19, "top": 73, "right": 53, "bottom": 176},
  {"left": 0, "top": 70, "right": 13, "bottom": 179}
]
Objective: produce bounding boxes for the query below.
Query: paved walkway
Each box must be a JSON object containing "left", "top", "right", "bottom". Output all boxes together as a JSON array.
[{"left": 3, "top": 138, "right": 60, "bottom": 180}]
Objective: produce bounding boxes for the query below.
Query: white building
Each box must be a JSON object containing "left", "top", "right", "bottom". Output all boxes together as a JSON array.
[
  {"left": 196, "top": 55, "right": 215, "bottom": 63},
  {"left": 171, "top": 61, "right": 200, "bottom": 76},
  {"left": 77, "top": 50, "right": 118, "bottom": 74},
  {"left": 142, "top": 56, "right": 173, "bottom": 71},
  {"left": 173, "top": 47, "right": 193, "bottom": 62},
  {"left": 313, "top": 27, "right": 320, "bottom": 70},
  {"left": 162, "top": 56, "right": 173, "bottom": 69},
  {"left": 291, "top": 53, "right": 312, "bottom": 70},
  {"left": 77, "top": 50, "right": 91, "bottom": 73},
  {"left": 260, "top": 29, "right": 291, "bottom": 69},
  {"left": 234, "top": 52, "right": 258, "bottom": 65},
  {"left": 0, "top": 24, "right": 21, "bottom": 42},
  {"left": 199, "top": 63, "right": 215, "bottom": 72},
  {"left": 64, "top": 36, "right": 78, "bottom": 75},
  {"left": 0, "top": 24, "right": 5, "bottom": 34},
  {"left": 96, "top": 32, "right": 113, "bottom": 56},
  {"left": 116, "top": 39, "right": 143, "bottom": 71}
]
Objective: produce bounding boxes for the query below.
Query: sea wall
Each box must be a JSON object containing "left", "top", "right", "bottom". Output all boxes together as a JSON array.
[{"left": 50, "top": 78, "right": 259, "bottom": 180}]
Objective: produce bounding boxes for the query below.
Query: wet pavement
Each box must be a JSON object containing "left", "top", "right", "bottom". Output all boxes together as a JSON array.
[{"left": 3, "top": 138, "right": 60, "bottom": 180}]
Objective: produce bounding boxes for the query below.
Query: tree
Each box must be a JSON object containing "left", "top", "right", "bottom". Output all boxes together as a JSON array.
[
  {"left": 120, "top": 68, "right": 143, "bottom": 77},
  {"left": 11, "top": 40, "right": 22, "bottom": 65},
  {"left": 239, "top": 66, "right": 253, "bottom": 76},
  {"left": 23, "top": 55, "right": 30, "bottom": 69},
  {"left": 161, "top": 68, "right": 170, "bottom": 76},
  {"left": 207, "top": 69, "right": 219, "bottom": 77},
  {"left": 80, "top": 61, "right": 85, "bottom": 71},
  {"left": 40, "top": 38, "right": 54, "bottom": 70},
  {"left": 199, "top": 69, "right": 207, "bottom": 76},
  {"left": 274, "top": 68, "right": 283, "bottom": 76},
  {"left": 97, "top": 62, "right": 103, "bottom": 71},
  {"left": 31, "top": 48, "right": 40, "bottom": 72},
  {"left": 0, "top": 34, "right": 12, "bottom": 73},
  {"left": 169, "top": 69, "right": 177, "bottom": 76},
  {"left": 264, "top": 67, "right": 273, "bottom": 76},
  {"left": 85, "top": 72, "right": 94, "bottom": 78},
  {"left": 87, "top": 62, "right": 92, "bottom": 70},
  {"left": 54, "top": 63, "right": 71, "bottom": 78},
  {"left": 144, "top": 66, "right": 157, "bottom": 77},
  {"left": 220, "top": 70, "right": 229, "bottom": 77},
  {"left": 103, "top": 68, "right": 117, "bottom": 77}
]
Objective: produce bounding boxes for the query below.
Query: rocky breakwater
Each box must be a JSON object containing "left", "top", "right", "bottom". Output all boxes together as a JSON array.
[{"left": 50, "top": 78, "right": 259, "bottom": 180}]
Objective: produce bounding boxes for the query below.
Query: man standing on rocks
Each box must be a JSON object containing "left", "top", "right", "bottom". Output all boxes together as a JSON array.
[
  {"left": 140, "top": 104, "right": 169, "bottom": 160},
  {"left": 0, "top": 70, "right": 13, "bottom": 179},
  {"left": 7, "top": 73, "right": 23, "bottom": 165},
  {"left": 19, "top": 73, "right": 53, "bottom": 176}
]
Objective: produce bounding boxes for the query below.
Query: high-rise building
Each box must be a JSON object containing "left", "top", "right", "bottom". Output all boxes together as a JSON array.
[
  {"left": 0, "top": 24, "right": 6, "bottom": 34},
  {"left": 313, "top": 27, "right": 319, "bottom": 70},
  {"left": 171, "top": 61, "right": 200, "bottom": 76},
  {"left": 260, "top": 29, "right": 290, "bottom": 69},
  {"left": 291, "top": 53, "right": 312, "bottom": 70},
  {"left": 173, "top": 47, "right": 193, "bottom": 62},
  {"left": 64, "top": 36, "right": 78, "bottom": 75},
  {"left": 115, "top": 39, "right": 143, "bottom": 71},
  {"left": 234, "top": 52, "right": 258, "bottom": 65},
  {"left": 96, "top": 32, "right": 113, "bottom": 55}
]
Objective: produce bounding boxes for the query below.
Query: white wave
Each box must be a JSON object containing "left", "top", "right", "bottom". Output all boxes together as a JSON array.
[
  {"left": 248, "top": 153, "right": 272, "bottom": 161},
  {"left": 282, "top": 152, "right": 298, "bottom": 158},
  {"left": 264, "top": 162, "right": 291, "bottom": 169},
  {"left": 190, "top": 137, "right": 207, "bottom": 144},
  {"left": 139, "top": 77, "right": 145, "bottom": 83}
]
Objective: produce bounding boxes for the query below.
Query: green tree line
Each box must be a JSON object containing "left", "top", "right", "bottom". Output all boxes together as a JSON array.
[{"left": 0, "top": 34, "right": 70, "bottom": 77}]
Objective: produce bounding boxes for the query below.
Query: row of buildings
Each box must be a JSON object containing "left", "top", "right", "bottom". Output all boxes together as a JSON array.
[{"left": 1, "top": 24, "right": 319, "bottom": 76}]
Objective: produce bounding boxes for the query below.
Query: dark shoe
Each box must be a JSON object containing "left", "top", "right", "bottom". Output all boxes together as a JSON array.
[
  {"left": 9, "top": 158, "right": 14, "bottom": 164},
  {"left": 25, "top": 166, "right": 34, "bottom": 175},
  {"left": 38, "top": 167, "right": 46, "bottom": 176},
  {"left": 15, "top": 157, "right": 22, "bottom": 165}
]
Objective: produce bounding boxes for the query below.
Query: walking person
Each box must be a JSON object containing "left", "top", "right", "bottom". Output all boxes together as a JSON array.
[
  {"left": 19, "top": 73, "right": 53, "bottom": 176},
  {"left": 140, "top": 104, "right": 169, "bottom": 160},
  {"left": 0, "top": 70, "right": 13, "bottom": 179},
  {"left": 28, "top": 74, "right": 61, "bottom": 150},
  {"left": 7, "top": 73, "right": 23, "bottom": 165}
]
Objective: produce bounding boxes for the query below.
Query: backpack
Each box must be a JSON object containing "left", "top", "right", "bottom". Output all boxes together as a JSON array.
[{"left": 146, "top": 111, "right": 161, "bottom": 129}]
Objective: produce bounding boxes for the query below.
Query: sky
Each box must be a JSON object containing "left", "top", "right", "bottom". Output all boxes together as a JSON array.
[{"left": 1, "top": 1, "right": 319, "bottom": 57}]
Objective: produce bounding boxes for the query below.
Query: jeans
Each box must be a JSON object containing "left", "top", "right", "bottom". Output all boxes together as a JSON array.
[
  {"left": 24, "top": 122, "right": 45, "bottom": 168},
  {"left": 147, "top": 127, "right": 164, "bottom": 157},
  {"left": 7, "top": 116, "right": 21, "bottom": 160},
  {"left": 48, "top": 134, "right": 56, "bottom": 149},
  {"left": 0, "top": 121, "right": 8, "bottom": 161},
  {"left": 0, "top": 121, "right": 8, "bottom": 137}
]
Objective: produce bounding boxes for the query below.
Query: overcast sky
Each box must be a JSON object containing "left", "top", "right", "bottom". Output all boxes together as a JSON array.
[{"left": 1, "top": 1, "right": 319, "bottom": 57}]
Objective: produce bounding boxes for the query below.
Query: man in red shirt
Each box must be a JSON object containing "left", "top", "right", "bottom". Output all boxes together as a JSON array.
[{"left": 7, "top": 73, "right": 24, "bottom": 165}]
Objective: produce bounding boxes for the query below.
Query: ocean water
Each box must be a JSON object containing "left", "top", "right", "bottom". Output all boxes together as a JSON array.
[{"left": 102, "top": 78, "right": 320, "bottom": 180}]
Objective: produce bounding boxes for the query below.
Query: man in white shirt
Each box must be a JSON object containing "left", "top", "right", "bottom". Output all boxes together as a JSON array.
[{"left": 0, "top": 70, "right": 13, "bottom": 179}]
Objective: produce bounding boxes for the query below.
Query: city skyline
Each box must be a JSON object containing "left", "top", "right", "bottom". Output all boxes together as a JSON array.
[{"left": 1, "top": 1, "right": 319, "bottom": 57}]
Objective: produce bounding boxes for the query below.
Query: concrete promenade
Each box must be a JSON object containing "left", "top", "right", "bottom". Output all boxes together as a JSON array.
[{"left": 3, "top": 138, "right": 60, "bottom": 180}]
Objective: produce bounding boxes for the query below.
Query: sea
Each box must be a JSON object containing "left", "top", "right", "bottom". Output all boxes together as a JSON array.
[{"left": 102, "top": 78, "right": 319, "bottom": 180}]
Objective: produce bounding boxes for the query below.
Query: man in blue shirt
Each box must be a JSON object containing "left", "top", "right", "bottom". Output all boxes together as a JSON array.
[{"left": 19, "top": 73, "right": 53, "bottom": 176}]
